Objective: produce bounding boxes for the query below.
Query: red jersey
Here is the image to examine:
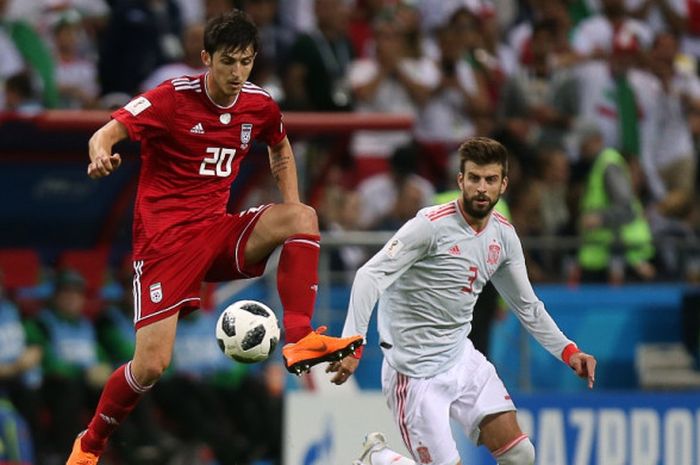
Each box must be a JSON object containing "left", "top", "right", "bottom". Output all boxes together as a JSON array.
[{"left": 112, "top": 74, "right": 287, "bottom": 258}]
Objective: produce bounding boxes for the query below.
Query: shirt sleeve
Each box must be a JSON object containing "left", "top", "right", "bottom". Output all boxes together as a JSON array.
[
  {"left": 342, "top": 215, "right": 435, "bottom": 339},
  {"left": 111, "top": 83, "right": 175, "bottom": 141},
  {"left": 490, "top": 228, "right": 574, "bottom": 362},
  {"left": 259, "top": 97, "right": 287, "bottom": 147}
]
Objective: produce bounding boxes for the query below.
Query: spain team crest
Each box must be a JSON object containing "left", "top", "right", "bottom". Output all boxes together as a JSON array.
[
  {"left": 240, "top": 123, "right": 253, "bottom": 148},
  {"left": 416, "top": 446, "right": 432, "bottom": 464},
  {"left": 487, "top": 241, "right": 501, "bottom": 265}
]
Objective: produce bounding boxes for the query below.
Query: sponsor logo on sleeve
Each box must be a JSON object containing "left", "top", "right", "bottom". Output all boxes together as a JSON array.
[
  {"left": 385, "top": 238, "right": 404, "bottom": 258},
  {"left": 124, "top": 96, "right": 152, "bottom": 116}
]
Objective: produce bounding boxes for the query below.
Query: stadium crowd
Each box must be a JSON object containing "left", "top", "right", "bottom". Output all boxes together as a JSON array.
[
  {"left": 2, "top": 0, "right": 700, "bottom": 281},
  {"left": 2, "top": 0, "right": 700, "bottom": 464}
]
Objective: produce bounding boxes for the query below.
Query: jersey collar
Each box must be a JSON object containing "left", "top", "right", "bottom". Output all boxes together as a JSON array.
[{"left": 203, "top": 72, "right": 240, "bottom": 110}]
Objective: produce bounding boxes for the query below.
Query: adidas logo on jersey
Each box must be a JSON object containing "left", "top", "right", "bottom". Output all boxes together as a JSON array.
[
  {"left": 190, "top": 123, "right": 205, "bottom": 134},
  {"left": 448, "top": 245, "right": 461, "bottom": 256}
]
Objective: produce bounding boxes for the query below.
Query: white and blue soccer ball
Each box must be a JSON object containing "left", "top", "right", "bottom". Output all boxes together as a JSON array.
[{"left": 216, "top": 299, "right": 280, "bottom": 363}]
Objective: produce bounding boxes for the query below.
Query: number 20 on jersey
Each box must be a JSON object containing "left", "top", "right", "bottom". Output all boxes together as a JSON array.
[{"left": 199, "top": 147, "right": 237, "bottom": 177}]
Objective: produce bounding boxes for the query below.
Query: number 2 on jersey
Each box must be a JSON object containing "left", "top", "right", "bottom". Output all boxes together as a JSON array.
[
  {"left": 462, "top": 266, "right": 478, "bottom": 293},
  {"left": 199, "top": 147, "right": 237, "bottom": 177}
]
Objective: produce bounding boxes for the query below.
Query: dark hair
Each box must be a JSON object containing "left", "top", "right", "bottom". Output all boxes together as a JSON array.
[
  {"left": 532, "top": 18, "right": 559, "bottom": 38},
  {"left": 458, "top": 137, "right": 509, "bottom": 176},
  {"left": 204, "top": 9, "right": 259, "bottom": 57}
]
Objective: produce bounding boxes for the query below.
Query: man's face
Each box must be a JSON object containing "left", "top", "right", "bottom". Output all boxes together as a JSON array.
[
  {"left": 203, "top": 45, "right": 256, "bottom": 98},
  {"left": 458, "top": 161, "right": 507, "bottom": 219},
  {"left": 55, "top": 287, "right": 86, "bottom": 318}
]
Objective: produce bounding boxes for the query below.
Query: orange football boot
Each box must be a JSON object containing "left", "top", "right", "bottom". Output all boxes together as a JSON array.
[
  {"left": 66, "top": 431, "right": 99, "bottom": 465},
  {"left": 282, "top": 326, "right": 363, "bottom": 375}
]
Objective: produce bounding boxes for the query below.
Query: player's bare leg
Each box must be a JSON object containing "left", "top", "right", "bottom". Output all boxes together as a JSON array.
[
  {"left": 479, "top": 411, "right": 535, "bottom": 465},
  {"left": 67, "top": 314, "right": 178, "bottom": 464},
  {"left": 245, "top": 203, "right": 362, "bottom": 374}
]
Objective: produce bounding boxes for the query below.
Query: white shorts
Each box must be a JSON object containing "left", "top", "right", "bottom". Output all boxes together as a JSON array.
[{"left": 381, "top": 340, "right": 515, "bottom": 465}]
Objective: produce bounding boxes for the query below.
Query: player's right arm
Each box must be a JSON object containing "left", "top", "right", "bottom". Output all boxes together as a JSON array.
[
  {"left": 329, "top": 215, "right": 434, "bottom": 384},
  {"left": 87, "top": 119, "right": 128, "bottom": 179}
]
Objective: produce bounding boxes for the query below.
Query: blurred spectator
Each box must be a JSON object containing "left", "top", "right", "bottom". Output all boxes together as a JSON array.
[
  {"left": 499, "top": 19, "right": 579, "bottom": 151},
  {"left": 283, "top": 0, "right": 353, "bottom": 111},
  {"left": 643, "top": 32, "right": 700, "bottom": 277},
  {"left": 6, "top": 0, "right": 110, "bottom": 40},
  {"left": 5, "top": 70, "right": 43, "bottom": 114},
  {"left": 98, "top": 0, "right": 183, "bottom": 97},
  {"left": 0, "top": 272, "right": 40, "bottom": 465},
  {"left": 173, "top": 0, "right": 204, "bottom": 26},
  {"left": 508, "top": 0, "right": 577, "bottom": 69},
  {"left": 626, "top": 0, "right": 686, "bottom": 35},
  {"left": 51, "top": 10, "right": 99, "bottom": 108},
  {"left": 357, "top": 143, "right": 435, "bottom": 230},
  {"left": 532, "top": 146, "right": 574, "bottom": 274},
  {"left": 414, "top": 20, "right": 489, "bottom": 147},
  {"left": 140, "top": 22, "right": 206, "bottom": 92},
  {"left": 0, "top": 16, "right": 24, "bottom": 110},
  {"left": 347, "top": 0, "right": 384, "bottom": 58},
  {"left": 575, "top": 124, "right": 656, "bottom": 284},
  {"left": 377, "top": 174, "right": 428, "bottom": 230},
  {"left": 0, "top": 0, "right": 59, "bottom": 108},
  {"left": 466, "top": 3, "right": 518, "bottom": 106},
  {"left": 348, "top": 15, "right": 439, "bottom": 181},
  {"left": 204, "top": 0, "right": 236, "bottom": 21},
  {"left": 24, "top": 269, "right": 111, "bottom": 461},
  {"left": 536, "top": 146, "right": 572, "bottom": 236},
  {"left": 508, "top": 177, "right": 548, "bottom": 281},
  {"left": 242, "top": 0, "right": 294, "bottom": 100},
  {"left": 242, "top": 0, "right": 294, "bottom": 71},
  {"left": 319, "top": 173, "right": 368, "bottom": 281},
  {"left": 647, "top": 33, "right": 698, "bottom": 209},
  {"left": 277, "top": 0, "right": 315, "bottom": 33},
  {"left": 574, "top": 29, "right": 659, "bottom": 167},
  {"left": 572, "top": 0, "right": 653, "bottom": 59}
]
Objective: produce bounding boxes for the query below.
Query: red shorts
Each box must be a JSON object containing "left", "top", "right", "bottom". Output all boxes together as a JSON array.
[{"left": 131, "top": 204, "right": 272, "bottom": 329}]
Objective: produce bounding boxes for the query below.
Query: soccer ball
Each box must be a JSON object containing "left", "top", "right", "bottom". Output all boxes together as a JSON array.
[{"left": 216, "top": 300, "right": 280, "bottom": 363}]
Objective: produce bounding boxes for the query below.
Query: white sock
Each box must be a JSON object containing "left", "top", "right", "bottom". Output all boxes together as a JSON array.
[{"left": 369, "top": 448, "right": 417, "bottom": 465}]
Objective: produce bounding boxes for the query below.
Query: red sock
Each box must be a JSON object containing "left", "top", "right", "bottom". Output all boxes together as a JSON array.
[
  {"left": 81, "top": 361, "right": 153, "bottom": 455},
  {"left": 278, "top": 233, "right": 319, "bottom": 342}
]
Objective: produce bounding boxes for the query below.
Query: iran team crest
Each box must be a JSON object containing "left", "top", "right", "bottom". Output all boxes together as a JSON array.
[
  {"left": 149, "top": 282, "right": 163, "bottom": 303},
  {"left": 487, "top": 241, "right": 501, "bottom": 265},
  {"left": 240, "top": 123, "right": 253, "bottom": 148}
]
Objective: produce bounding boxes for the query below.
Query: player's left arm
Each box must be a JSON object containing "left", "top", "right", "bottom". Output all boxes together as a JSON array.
[
  {"left": 268, "top": 136, "right": 300, "bottom": 204},
  {"left": 491, "top": 230, "right": 597, "bottom": 388}
]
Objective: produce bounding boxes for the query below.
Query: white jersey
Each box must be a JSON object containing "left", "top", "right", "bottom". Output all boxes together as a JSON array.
[{"left": 342, "top": 200, "right": 574, "bottom": 378}]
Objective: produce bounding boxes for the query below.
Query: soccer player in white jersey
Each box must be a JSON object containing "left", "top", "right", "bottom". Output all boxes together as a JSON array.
[{"left": 328, "top": 137, "right": 596, "bottom": 465}]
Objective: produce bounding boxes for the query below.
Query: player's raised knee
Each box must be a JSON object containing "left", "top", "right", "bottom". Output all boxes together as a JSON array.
[
  {"left": 286, "top": 203, "right": 318, "bottom": 234},
  {"left": 495, "top": 437, "right": 535, "bottom": 465}
]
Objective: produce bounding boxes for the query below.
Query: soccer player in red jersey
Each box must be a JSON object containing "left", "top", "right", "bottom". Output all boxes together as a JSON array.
[{"left": 66, "top": 10, "right": 362, "bottom": 465}]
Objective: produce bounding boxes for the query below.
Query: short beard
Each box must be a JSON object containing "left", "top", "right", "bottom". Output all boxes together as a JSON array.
[{"left": 461, "top": 192, "right": 499, "bottom": 219}]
